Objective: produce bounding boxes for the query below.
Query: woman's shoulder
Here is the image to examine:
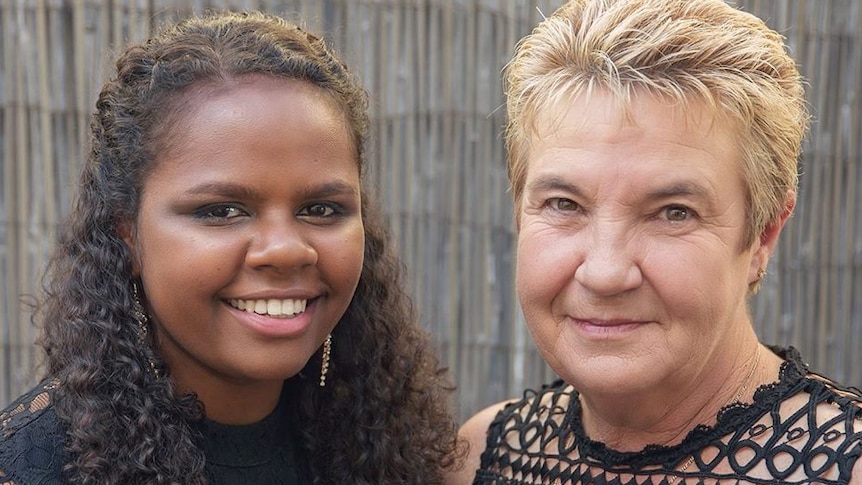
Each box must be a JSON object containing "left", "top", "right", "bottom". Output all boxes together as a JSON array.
[
  {"left": 771, "top": 346, "right": 862, "bottom": 409},
  {"left": 446, "top": 401, "right": 512, "bottom": 484},
  {"left": 756, "top": 346, "right": 862, "bottom": 483},
  {"left": 445, "top": 380, "right": 573, "bottom": 485},
  {"left": 507, "top": 379, "right": 574, "bottom": 418},
  {"left": 758, "top": 346, "right": 862, "bottom": 437},
  {"left": 0, "top": 379, "right": 68, "bottom": 484},
  {"left": 467, "top": 379, "right": 573, "bottom": 437}
]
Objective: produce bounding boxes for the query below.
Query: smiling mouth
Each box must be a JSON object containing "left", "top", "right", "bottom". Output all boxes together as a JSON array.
[
  {"left": 228, "top": 298, "right": 308, "bottom": 317},
  {"left": 570, "top": 317, "right": 648, "bottom": 334}
]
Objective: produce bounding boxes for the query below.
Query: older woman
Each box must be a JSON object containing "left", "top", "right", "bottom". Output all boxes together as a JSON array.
[{"left": 447, "top": 0, "right": 862, "bottom": 484}]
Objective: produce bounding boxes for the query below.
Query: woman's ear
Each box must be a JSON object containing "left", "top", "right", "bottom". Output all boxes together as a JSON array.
[
  {"left": 750, "top": 190, "right": 796, "bottom": 279},
  {"left": 117, "top": 220, "right": 141, "bottom": 277}
]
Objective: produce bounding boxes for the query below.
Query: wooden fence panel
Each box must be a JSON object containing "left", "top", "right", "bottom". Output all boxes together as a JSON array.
[{"left": 0, "top": 0, "right": 859, "bottom": 422}]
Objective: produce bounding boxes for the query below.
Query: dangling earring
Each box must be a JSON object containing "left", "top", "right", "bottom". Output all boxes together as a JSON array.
[
  {"left": 319, "top": 334, "right": 332, "bottom": 387},
  {"left": 132, "top": 281, "right": 160, "bottom": 378}
]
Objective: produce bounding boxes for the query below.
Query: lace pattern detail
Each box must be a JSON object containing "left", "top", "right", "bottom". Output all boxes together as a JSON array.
[
  {"left": 475, "top": 348, "right": 862, "bottom": 485},
  {"left": 0, "top": 463, "right": 19, "bottom": 485},
  {"left": 0, "top": 379, "right": 65, "bottom": 485},
  {"left": 0, "top": 381, "right": 56, "bottom": 438}
]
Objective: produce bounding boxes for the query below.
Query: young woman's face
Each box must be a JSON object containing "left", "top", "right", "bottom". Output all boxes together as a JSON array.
[
  {"left": 516, "top": 90, "right": 775, "bottom": 398},
  {"left": 124, "top": 76, "right": 364, "bottom": 403}
]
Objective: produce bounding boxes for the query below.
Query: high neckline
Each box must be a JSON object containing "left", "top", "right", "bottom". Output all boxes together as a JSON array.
[{"left": 199, "top": 398, "right": 291, "bottom": 467}]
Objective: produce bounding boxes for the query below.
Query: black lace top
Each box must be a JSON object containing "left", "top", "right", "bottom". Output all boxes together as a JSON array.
[
  {"left": 474, "top": 347, "right": 862, "bottom": 485},
  {"left": 0, "top": 380, "right": 304, "bottom": 484}
]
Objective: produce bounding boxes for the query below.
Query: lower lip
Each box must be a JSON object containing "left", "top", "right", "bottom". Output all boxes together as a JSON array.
[
  {"left": 569, "top": 318, "right": 647, "bottom": 338},
  {"left": 225, "top": 300, "right": 315, "bottom": 338}
]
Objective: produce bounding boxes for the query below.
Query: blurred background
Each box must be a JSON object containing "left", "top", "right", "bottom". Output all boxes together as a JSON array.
[{"left": 1, "top": 0, "right": 860, "bottom": 422}]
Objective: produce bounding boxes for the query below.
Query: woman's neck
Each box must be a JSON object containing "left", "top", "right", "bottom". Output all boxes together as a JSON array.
[
  {"left": 169, "top": 369, "right": 285, "bottom": 425},
  {"left": 577, "top": 342, "right": 781, "bottom": 452}
]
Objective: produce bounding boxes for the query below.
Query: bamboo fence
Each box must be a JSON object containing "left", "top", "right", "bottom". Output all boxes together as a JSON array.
[{"left": 0, "top": 0, "right": 860, "bottom": 422}]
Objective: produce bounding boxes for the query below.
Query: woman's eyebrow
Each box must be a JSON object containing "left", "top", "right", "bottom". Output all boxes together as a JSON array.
[
  {"left": 644, "top": 182, "right": 711, "bottom": 200},
  {"left": 181, "top": 181, "right": 359, "bottom": 200},
  {"left": 298, "top": 181, "right": 360, "bottom": 199},
  {"left": 184, "top": 182, "right": 258, "bottom": 200},
  {"left": 525, "top": 175, "right": 585, "bottom": 197}
]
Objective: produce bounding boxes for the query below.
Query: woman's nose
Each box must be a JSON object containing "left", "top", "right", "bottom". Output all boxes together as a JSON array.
[
  {"left": 245, "top": 217, "right": 318, "bottom": 271},
  {"left": 573, "top": 223, "right": 643, "bottom": 297}
]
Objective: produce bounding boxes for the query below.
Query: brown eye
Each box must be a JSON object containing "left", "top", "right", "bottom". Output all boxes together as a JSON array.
[
  {"left": 299, "top": 203, "right": 341, "bottom": 218},
  {"left": 194, "top": 204, "right": 248, "bottom": 222}
]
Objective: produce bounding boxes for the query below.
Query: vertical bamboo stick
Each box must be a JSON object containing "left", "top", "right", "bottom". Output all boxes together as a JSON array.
[
  {"left": 33, "top": 0, "right": 55, "bottom": 382},
  {"left": 814, "top": 0, "right": 833, "bottom": 373},
  {"left": 0, "top": 0, "right": 15, "bottom": 405},
  {"left": 12, "top": 1, "right": 32, "bottom": 401},
  {"left": 852, "top": 0, "right": 862, "bottom": 388},
  {"left": 441, "top": 0, "right": 462, "bottom": 405}
]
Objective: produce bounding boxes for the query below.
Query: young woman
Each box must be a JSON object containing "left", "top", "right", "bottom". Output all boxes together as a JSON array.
[{"left": 0, "top": 11, "right": 461, "bottom": 484}]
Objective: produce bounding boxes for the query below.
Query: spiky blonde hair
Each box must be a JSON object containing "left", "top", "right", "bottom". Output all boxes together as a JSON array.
[{"left": 505, "top": 0, "right": 808, "bottom": 245}]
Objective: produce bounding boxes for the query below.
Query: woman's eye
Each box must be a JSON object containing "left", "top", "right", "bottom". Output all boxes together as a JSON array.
[
  {"left": 194, "top": 204, "right": 247, "bottom": 222},
  {"left": 547, "top": 198, "right": 580, "bottom": 212},
  {"left": 300, "top": 203, "right": 341, "bottom": 218},
  {"left": 662, "top": 205, "right": 691, "bottom": 221}
]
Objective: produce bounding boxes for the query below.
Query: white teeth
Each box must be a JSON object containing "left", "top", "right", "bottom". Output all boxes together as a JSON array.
[
  {"left": 267, "top": 299, "right": 281, "bottom": 315},
  {"left": 229, "top": 298, "right": 308, "bottom": 317}
]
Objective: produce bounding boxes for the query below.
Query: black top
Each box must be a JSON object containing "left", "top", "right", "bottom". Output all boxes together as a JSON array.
[
  {"left": 474, "top": 347, "right": 862, "bottom": 485},
  {"left": 197, "top": 397, "right": 302, "bottom": 484},
  {"left": 0, "top": 380, "right": 302, "bottom": 484}
]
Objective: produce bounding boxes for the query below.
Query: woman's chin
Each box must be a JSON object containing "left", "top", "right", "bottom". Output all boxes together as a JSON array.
[{"left": 550, "top": 352, "right": 673, "bottom": 398}]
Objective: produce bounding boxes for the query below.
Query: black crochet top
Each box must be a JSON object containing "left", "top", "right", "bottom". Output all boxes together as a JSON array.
[
  {"left": 0, "top": 380, "right": 303, "bottom": 484},
  {"left": 474, "top": 347, "right": 862, "bottom": 485}
]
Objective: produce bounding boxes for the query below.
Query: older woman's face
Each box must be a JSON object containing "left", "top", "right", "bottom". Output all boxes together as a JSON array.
[{"left": 515, "top": 91, "right": 774, "bottom": 396}]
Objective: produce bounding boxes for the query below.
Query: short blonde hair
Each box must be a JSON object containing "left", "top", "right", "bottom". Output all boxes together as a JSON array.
[{"left": 505, "top": 0, "right": 808, "bottom": 245}]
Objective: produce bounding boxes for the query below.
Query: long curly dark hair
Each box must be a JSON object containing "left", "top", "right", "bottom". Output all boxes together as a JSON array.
[{"left": 38, "top": 10, "right": 462, "bottom": 484}]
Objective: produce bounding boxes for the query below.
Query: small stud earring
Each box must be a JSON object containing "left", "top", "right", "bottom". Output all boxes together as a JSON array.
[
  {"left": 319, "top": 334, "right": 332, "bottom": 387},
  {"left": 757, "top": 268, "right": 767, "bottom": 281}
]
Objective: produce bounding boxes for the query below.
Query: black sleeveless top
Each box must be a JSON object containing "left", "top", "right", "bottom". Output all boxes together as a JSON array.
[
  {"left": 474, "top": 347, "right": 862, "bottom": 485},
  {"left": 0, "top": 380, "right": 303, "bottom": 484}
]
